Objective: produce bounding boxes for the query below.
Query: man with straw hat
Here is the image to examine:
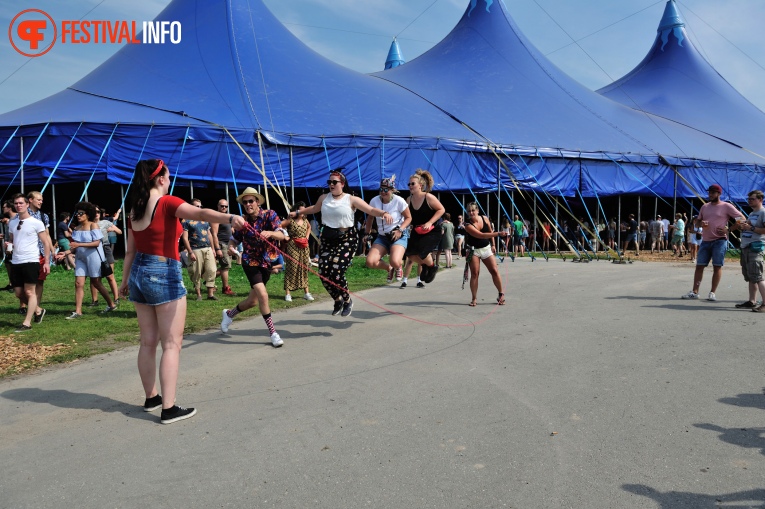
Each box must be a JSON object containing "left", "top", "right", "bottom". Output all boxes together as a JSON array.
[{"left": 220, "top": 187, "right": 287, "bottom": 347}]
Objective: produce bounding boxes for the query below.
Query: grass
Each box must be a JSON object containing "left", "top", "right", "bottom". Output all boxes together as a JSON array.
[{"left": 0, "top": 257, "right": 389, "bottom": 377}]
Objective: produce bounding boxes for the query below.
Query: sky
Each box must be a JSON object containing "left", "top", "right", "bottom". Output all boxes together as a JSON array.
[{"left": 0, "top": 0, "right": 764, "bottom": 115}]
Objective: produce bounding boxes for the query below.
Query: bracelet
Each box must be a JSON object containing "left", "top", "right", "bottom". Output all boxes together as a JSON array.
[{"left": 229, "top": 214, "right": 234, "bottom": 224}]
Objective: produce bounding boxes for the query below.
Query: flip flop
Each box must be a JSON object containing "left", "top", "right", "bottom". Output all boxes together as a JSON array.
[
  {"left": 468, "top": 301, "right": 477, "bottom": 307},
  {"left": 497, "top": 293, "right": 506, "bottom": 305}
]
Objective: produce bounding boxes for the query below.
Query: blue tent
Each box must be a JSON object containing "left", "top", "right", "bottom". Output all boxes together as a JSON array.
[
  {"left": 598, "top": 1, "right": 765, "bottom": 168},
  {"left": 0, "top": 0, "right": 762, "bottom": 200}
]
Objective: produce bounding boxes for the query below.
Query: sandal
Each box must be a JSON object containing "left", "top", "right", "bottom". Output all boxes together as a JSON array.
[
  {"left": 468, "top": 300, "right": 477, "bottom": 307},
  {"left": 497, "top": 293, "right": 506, "bottom": 305}
]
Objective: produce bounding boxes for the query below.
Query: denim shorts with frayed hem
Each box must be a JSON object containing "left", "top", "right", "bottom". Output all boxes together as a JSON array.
[
  {"left": 696, "top": 239, "right": 727, "bottom": 267},
  {"left": 128, "top": 253, "right": 187, "bottom": 305}
]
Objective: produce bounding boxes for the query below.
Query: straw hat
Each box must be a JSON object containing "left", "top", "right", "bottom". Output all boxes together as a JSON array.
[{"left": 236, "top": 187, "right": 265, "bottom": 205}]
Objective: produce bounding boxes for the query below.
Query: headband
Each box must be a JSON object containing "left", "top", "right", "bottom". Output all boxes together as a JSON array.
[{"left": 149, "top": 159, "right": 165, "bottom": 180}]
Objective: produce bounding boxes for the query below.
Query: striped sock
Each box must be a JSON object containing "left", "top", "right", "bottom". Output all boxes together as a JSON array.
[
  {"left": 263, "top": 313, "right": 276, "bottom": 335},
  {"left": 227, "top": 305, "right": 243, "bottom": 319}
]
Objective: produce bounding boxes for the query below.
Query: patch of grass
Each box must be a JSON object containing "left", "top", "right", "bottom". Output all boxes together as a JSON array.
[{"left": 0, "top": 256, "right": 389, "bottom": 377}]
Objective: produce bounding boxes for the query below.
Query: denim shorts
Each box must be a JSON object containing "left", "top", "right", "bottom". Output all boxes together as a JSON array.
[
  {"left": 128, "top": 253, "right": 187, "bottom": 305},
  {"left": 696, "top": 239, "right": 727, "bottom": 267},
  {"left": 372, "top": 228, "right": 409, "bottom": 251}
]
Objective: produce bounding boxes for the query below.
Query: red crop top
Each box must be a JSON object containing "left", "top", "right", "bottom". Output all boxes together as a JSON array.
[{"left": 129, "top": 195, "right": 185, "bottom": 260}]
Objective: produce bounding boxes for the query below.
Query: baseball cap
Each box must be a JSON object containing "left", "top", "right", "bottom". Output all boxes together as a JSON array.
[{"left": 708, "top": 184, "right": 723, "bottom": 194}]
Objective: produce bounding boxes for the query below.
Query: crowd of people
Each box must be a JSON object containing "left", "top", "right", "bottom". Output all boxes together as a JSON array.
[{"left": 5, "top": 169, "right": 764, "bottom": 425}]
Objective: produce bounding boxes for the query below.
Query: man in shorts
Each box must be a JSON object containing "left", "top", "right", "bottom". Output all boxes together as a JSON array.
[
  {"left": 26, "top": 191, "right": 51, "bottom": 320},
  {"left": 210, "top": 198, "right": 235, "bottom": 296},
  {"left": 681, "top": 184, "right": 743, "bottom": 302},
  {"left": 732, "top": 190, "right": 765, "bottom": 311},
  {"left": 8, "top": 194, "right": 51, "bottom": 331},
  {"left": 181, "top": 198, "right": 217, "bottom": 300}
]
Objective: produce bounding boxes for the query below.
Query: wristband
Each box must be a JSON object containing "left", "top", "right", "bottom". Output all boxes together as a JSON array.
[{"left": 229, "top": 215, "right": 234, "bottom": 224}]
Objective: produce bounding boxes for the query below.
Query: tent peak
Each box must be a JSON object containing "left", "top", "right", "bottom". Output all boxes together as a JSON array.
[
  {"left": 384, "top": 38, "right": 405, "bottom": 70},
  {"left": 657, "top": 0, "right": 685, "bottom": 32}
]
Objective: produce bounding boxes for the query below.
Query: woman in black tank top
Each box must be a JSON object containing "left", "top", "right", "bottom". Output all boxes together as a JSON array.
[
  {"left": 404, "top": 169, "right": 445, "bottom": 285},
  {"left": 464, "top": 202, "right": 508, "bottom": 306}
]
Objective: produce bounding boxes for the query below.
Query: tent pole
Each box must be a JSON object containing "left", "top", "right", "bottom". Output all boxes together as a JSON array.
[
  {"left": 84, "top": 182, "right": 88, "bottom": 202},
  {"left": 225, "top": 184, "right": 230, "bottom": 205},
  {"left": 555, "top": 198, "right": 559, "bottom": 251},
  {"left": 289, "top": 146, "right": 295, "bottom": 204},
  {"left": 51, "top": 184, "right": 58, "bottom": 243},
  {"left": 121, "top": 185, "right": 127, "bottom": 254},
  {"left": 654, "top": 196, "right": 658, "bottom": 220},
  {"left": 20, "top": 137, "right": 24, "bottom": 194},
  {"left": 673, "top": 171, "right": 677, "bottom": 220},
  {"left": 190, "top": 181, "right": 193, "bottom": 201},
  {"left": 533, "top": 194, "right": 537, "bottom": 245},
  {"left": 257, "top": 132, "right": 270, "bottom": 210},
  {"left": 637, "top": 196, "right": 641, "bottom": 250},
  {"left": 617, "top": 195, "right": 621, "bottom": 247},
  {"left": 497, "top": 157, "right": 501, "bottom": 234}
]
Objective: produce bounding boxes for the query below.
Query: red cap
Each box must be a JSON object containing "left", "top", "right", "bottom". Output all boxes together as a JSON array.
[{"left": 708, "top": 184, "right": 723, "bottom": 194}]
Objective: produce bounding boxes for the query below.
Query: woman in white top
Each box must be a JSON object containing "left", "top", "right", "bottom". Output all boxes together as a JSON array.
[
  {"left": 364, "top": 176, "right": 411, "bottom": 283},
  {"left": 293, "top": 169, "right": 392, "bottom": 317}
]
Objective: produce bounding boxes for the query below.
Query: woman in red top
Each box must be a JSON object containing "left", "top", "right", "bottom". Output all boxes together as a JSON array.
[{"left": 119, "top": 159, "right": 245, "bottom": 425}]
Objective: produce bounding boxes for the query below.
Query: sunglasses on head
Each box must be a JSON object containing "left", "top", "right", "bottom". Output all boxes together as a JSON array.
[
  {"left": 17, "top": 220, "right": 24, "bottom": 230},
  {"left": 242, "top": 199, "right": 257, "bottom": 205},
  {"left": 327, "top": 180, "right": 342, "bottom": 186}
]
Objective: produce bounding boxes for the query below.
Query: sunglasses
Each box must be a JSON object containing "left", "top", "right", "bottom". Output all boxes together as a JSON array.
[
  {"left": 219, "top": 205, "right": 228, "bottom": 209},
  {"left": 407, "top": 182, "right": 417, "bottom": 187},
  {"left": 17, "top": 220, "right": 24, "bottom": 230},
  {"left": 327, "top": 180, "right": 342, "bottom": 186},
  {"left": 74, "top": 211, "right": 85, "bottom": 217},
  {"left": 242, "top": 199, "right": 257, "bottom": 205},
  {"left": 380, "top": 187, "right": 392, "bottom": 193}
]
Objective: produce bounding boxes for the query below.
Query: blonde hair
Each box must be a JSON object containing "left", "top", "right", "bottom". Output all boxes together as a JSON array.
[{"left": 409, "top": 169, "right": 434, "bottom": 192}]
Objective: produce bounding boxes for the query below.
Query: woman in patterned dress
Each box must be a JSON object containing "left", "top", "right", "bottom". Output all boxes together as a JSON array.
[{"left": 281, "top": 202, "right": 313, "bottom": 302}]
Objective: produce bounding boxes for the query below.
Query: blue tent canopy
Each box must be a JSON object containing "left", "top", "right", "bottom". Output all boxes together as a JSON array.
[
  {"left": 0, "top": 0, "right": 763, "bottom": 200},
  {"left": 598, "top": 0, "right": 765, "bottom": 159}
]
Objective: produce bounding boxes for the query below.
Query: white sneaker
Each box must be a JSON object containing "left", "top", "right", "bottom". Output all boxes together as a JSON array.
[
  {"left": 681, "top": 291, "right": 699, "bottom": 300},
  {"left": 284, "top": 295, "right": 292, "bottom": 302},
  {"left": 221, "top": 309, "right": 233, "bottom": 333},
  {"left": 707, "top": 292, "right": 717, "bottom": 302},
  {"left": 270, "top": 332, "right": 283, "bottom": 348},
  {"left": 304, "top": 293, "right": 314, "bottom": 301}
]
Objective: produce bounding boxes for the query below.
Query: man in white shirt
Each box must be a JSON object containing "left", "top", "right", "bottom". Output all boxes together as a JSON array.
[{"left": 8, "top": 193, "right": 51, "bottom": 331}]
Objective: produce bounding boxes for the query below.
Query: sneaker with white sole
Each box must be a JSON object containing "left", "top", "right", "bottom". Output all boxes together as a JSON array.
[
  {"left": 396, "top": 268, "right": 403, "bottom": 281},
  {"left": 332, "top": 300, "right": 343, "bottom": 315},
  {"left": 387, "top": 267, "right": 395, "bottom": 284},
  {"left": 707, "top": 292, "right": 717, "bottom": 302},
  {"left": 304, "top": 293, "right": 314, "bottom": 301},
  {"left": 681, "top": 291, "right": 699, "bottom": 300},
  {"left": 221, "top": 309, "right": 233, "bottom": 333},
  {"left": 270, "top": 332, "right": 283, "bottom": 347},
  {"left": 341, "top": 298, "right": 353, "bottom": 317},
  {"left": 160, "top": 405, "right": 196, "bottom": 424},
  {"left": 284, "top": 295, "right": 292, "bottom": 302},
  {"left": 143, "top": 394, "right": 163, "bottom": 412}
]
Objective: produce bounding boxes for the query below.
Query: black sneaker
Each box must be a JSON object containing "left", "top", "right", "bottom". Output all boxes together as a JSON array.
[
  {"left": 417, "top": 281, "right": 425, "bottom": 288},
  {"left": 88, "top": 300, "right": 99, "bottom": 307},
  {"left": 332, "top": 300, "right": 343, "bottom": 316},
  {"left": 341, "top": 298, "right": 353, "bottom": 317},
  {"left": 34, "top": 308, "right": 46, "bottom": 323},
  {"left": 400, "top": 281, "right": 407, "bottom": 289},
  {"left": 735, "top": 301, "right": 757, "bottom": 309},
  {"left": 18, "top": 307, "right": 27, "bottom": 315},
  {"left": 160, "top": 405, "right": 197, "bottom": 424},
  {"left": 15, "top": 324, "right": 32, "bottom": 333},
  {"left": 143, "top": 394, "right": 163, "bottom": 412},
  {"left": 421, "top": 264, "right": 437, "bottom": 284}
]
